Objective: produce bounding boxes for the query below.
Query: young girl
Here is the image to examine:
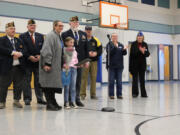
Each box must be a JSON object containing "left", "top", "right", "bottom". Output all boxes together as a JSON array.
[{"left": 63, "top": 37, "right": 78, "bottom": 109}]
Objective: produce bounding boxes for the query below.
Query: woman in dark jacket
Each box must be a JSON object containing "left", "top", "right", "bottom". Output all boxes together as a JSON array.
[{"left": 129, "top": 32, "right": 150, "bottom": 98}]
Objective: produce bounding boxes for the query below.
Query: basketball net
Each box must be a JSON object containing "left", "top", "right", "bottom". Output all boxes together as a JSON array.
[
  {"left": 113, "top": 23, "right": 128, "bottom": 29},
  {"left": 114, "top": 23, "right": 121, "bottom": 29}
]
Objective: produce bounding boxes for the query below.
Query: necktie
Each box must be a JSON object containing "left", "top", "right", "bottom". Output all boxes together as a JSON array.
[
  {"left": 59, "top": 35, "right": 64, "bottom": 48},
  {"left": 31, "top": 33, "right": 35, "bottom": 45},
  {"left": 74, "top": 31, "right": 78, "bottom": 41},
  {"left": 11, "top": 39, "right": 16, "bottom": 50}
]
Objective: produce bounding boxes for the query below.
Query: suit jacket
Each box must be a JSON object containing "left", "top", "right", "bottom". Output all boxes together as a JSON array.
[
  {"left": 129, "top": 41, "right": 150, "bottom": 74},
  {"left": 19, "top": 32, "right": 44, "bottom": 68},
  {"left": 0, "top": 36, "right": 26, "bottom": 75},
  {"left": 61, "top": 29, "right": 88, "bottom": 62}
]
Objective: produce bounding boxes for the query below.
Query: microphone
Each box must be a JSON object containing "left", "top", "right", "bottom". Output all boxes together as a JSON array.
[{"left": 107, "top": 34, "right": 111, "bottom": 41}]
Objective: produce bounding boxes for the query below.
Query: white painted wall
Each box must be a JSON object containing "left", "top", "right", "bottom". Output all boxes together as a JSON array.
[
  {"left": 1, "top": 0, "right": 178, "bottom": 25},
  {"left": 1, "top": 0, "right": 94, "bottom": 13},
  {"left": 125, "top": 0, "right": 175, "bottom": 25},
  {"left": 0, "top": 16, "right": 178, "bottom": 81}
]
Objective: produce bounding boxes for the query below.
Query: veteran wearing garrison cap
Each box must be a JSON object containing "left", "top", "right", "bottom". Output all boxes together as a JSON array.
[
  {"left": 62, "top": 16, "right": 89, "bottom": 107},
  {"left": 20, "top": 19, "right": 46, "bottom": 106},
  {"left": 0, "top": 22, "right": 26, "bottom": 109},
  {"left": 129, "top": 31, "right": 150, "bottom": 98}
]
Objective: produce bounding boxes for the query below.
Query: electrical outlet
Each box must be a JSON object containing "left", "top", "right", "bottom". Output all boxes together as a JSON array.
[
  {"left": 82, "top": 0, "right": 88, "bottom": 6},
  {"left": 82, "top": 0, "right": 93, "bottom": 7},
  {"left": 81, "top": 18, "right": 87, "bottom": 23}
]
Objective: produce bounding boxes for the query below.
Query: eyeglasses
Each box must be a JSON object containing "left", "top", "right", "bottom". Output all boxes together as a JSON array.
[
  {"left": 58, "top": 25, "right": 64, "bottom": 27},
  {"left": 72, "top": 21, "right": 79, "bottom": 23}
]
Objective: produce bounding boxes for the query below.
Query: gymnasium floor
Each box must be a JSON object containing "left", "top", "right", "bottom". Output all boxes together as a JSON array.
[{"left": 0, "top": 81, "right": 180, "bottom": 135}]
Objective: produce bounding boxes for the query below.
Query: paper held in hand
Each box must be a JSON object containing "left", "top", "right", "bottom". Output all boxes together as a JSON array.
[{"left": 75, "top": 58, "right": 91, "bottom": 66}]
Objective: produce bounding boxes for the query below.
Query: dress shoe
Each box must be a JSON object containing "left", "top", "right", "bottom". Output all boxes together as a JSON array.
[
  {"left": 13, "top": 100, "right": 23, "bottom": 108},
  {"left": 53, "top": 100, "right": 62, "bottom": 110},
  {"left": 0, "top": 103, "right": 5, "bottom": 109},
  {"left": 25, "top": 100, "right": 31, "bottom": 105},
  {"left": 81, "top": 95, "right": 86, "bottom": 100},
  {"left": 91, "top": 96, "right": 98, "bottom": 100},
  {"left": 76, "top": 101, "right": 84, "bottom": 107},
  {"left": 46, "top": 103, "right": 59, "bottom": 111},
  {"left": 141, "top": 95, "right": 148, "bottom": 98},
  {"left": 132, "top": 95, "right": 138, "bottom": 98},
  {"left": 117, "top": 96, "right": 123, "bottom": 99},
  {"left": 37, "top": 100, "right": 47, "bottom": 105},
  {"left": 109, "top": 96, "right": 115, "bottom": 99}
]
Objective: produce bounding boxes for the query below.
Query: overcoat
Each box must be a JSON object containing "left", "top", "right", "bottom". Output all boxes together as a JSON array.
[{"left": 39, "top": 31, "right": 63, "bottom": 89}]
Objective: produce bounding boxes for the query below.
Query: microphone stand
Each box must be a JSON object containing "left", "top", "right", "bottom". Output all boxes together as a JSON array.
[{"left": 101, "top": 35, "right": 115, "bottom": 112}]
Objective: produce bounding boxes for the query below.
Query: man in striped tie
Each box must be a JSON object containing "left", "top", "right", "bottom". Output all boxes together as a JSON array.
[{"left": 19, "top": 19, "right": 46, "bottom": 105}]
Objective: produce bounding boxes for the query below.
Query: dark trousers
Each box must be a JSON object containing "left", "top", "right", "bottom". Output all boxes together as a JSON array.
[
  {"left": 23, "top": 67, "right": 43, "bottom": 102},
  {"left": 132, "top": 70, "right": 147, "bottom": 96},
  {"left": 109, "top": 68, "right": 123, "bottom": 97},
  {"left": 76, "top": 68, "right": 82, "bottom": 102},
  {"left": 0, "top": 66, "right": 24, "bottom": 103},
  {"left": 43, "top": 88, "right": 56, "bottom": 105}
]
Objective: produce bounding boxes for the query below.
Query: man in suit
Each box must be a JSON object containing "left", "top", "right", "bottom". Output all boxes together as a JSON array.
[
  {"left": 19, "top": 19, "right": 46, "bottom": 105},
  {"left": 0, "top": 22, "right": 26, "bottom": 109},
  {"left": 62, "top": 16, "right": 89, "bottom": 107}
]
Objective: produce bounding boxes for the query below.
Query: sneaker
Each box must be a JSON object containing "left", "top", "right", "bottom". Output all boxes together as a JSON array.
[
  {"left": 53, "top": 100, "right": 62, "bottom": 110},
  {"left": 71, "top": 102, "right": 78, "bottom": 109},
  {"left": 64, "top": 102, "right": 70, "bottom": 109},
  {"left": 0, "top": 102, "right": 5, "bottom": 109},
  {"left": 13, "top": 100, "right": 23, "bottom": 108}
]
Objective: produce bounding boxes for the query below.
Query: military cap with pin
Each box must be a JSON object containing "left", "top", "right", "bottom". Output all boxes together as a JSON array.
[
  {"left": 5, "top": 21, "right": 15, "bottom": 28},
  {"left": 70, "top": 16, "right": 79, "bottom": 22},
  {"left": 28, "top": 19, "right": 36, "bottom": 25},
  {"left": 85, "top": 25, "right": 92, "bottom": 31},
  {"left": 137, "top": 31, "right": 144, "bottom": 37}
]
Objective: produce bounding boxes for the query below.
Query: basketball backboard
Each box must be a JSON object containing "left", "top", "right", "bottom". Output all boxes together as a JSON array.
[{"left": 99, "top": 1, "right": 128, "bottom": 29}]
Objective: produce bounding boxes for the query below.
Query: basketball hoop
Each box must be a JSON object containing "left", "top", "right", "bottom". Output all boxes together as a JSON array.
[{"left": 99, "top": 1, "right": 128, "bottom": 29}]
